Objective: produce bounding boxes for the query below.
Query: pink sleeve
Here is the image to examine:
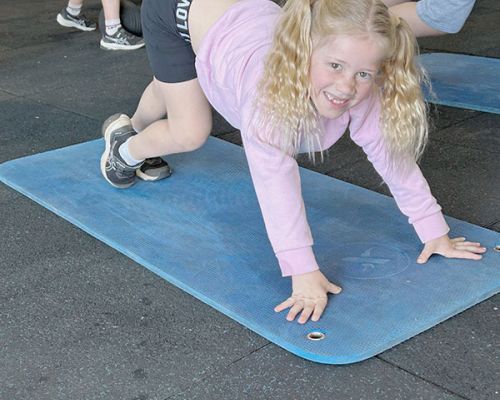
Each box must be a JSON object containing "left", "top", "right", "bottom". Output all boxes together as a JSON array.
[
  {"left": 239, "top": 100, "right": 320, "bottom": 277},
  {"left": 347, "top": 94, "right": 450, "bottom": 243}
]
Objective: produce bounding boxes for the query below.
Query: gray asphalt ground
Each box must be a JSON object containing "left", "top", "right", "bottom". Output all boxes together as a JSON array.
[{"left": 1, "top": 0, "right": 499, "bottom": 399}]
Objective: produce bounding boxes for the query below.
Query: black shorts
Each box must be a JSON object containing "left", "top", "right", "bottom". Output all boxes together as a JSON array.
[{"left": 141, "top": 0, "right": 196, "bottom": 83}]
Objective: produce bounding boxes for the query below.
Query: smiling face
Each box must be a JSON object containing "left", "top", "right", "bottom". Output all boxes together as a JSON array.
[{"left": 309, "top": 34, "right": 387, "bottom": 119}]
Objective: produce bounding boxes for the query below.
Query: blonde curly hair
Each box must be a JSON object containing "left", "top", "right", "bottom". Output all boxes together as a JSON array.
[{"left": 257, "top": 0, "right": 429, "bottom": 172}]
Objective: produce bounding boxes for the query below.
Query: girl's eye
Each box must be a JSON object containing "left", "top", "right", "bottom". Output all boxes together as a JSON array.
[
  {"left": 330, "top": 63, "right": 342, "bottom": 70},
  {"left": 357, "top": 71, "right": 372, "bottom": 80}
]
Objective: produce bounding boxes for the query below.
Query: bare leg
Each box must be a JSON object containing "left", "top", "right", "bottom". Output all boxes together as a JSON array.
[
  {"left": 101, "top": 0, "right": 120, "bottom": 20},
  {"left": 128, "top": 77, "right": 212, "bottom": 160},
  {"left": 131, "top": 80, "right": 167, "bottom": 132}
]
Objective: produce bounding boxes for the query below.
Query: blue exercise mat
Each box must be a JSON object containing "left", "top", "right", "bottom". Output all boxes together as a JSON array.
[
  {"left": 420, "top": 53, "right": 500, "bottom": 114},
  {"left": 1, "top": 138, "right": 499, "bottom": 364}
]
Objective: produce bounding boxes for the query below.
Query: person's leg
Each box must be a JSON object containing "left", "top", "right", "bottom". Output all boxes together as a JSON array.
[
  {"left": 126, "top": 79, "right": 172, "bottom": 181},
  {"left": 57, "top": 0, "right": 96, "bottom": 31},
  {"left": 100, "top": 0, "right": 210, "bottom": 187},
  {"left": 101, "top": 0, "right": 120, "bottom": 33},
  {"left": 100, "top": 0, "right": 145, "bottom": 50},
  {"left": 67, "top": 0, "right": 84, "bottom": 15},
  {"left": 130, "top": 80, "right": 167, "bottom": 133},
  {"left": 100, "top": 77, "right": 212, "bottom": 188},
  {"left": 128, "top": 77, "right": 212, "bottom": 159}
]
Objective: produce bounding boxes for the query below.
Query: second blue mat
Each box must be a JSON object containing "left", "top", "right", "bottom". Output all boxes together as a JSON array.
[
  {"left": 420, "top": 53, "right": 500, "bottom": 114},
  {"left": 0, "top": 138, "right": 499, "bottom": 364}
]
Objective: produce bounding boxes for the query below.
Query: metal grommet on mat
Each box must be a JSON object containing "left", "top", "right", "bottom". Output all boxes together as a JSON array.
[
  {"left": 494, "top": 245, "right": 500, "bottom": 253},
  {"left": 307, "top": 331, "right": 326, "bottom": 341}
]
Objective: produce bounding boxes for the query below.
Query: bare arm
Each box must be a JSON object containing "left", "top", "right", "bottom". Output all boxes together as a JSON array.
[
  {"left": 389, "top": 2, "right": 445, "bottom": 37},
  {"left": 382, "top": 0, "right": 407, "bottom": 6}
]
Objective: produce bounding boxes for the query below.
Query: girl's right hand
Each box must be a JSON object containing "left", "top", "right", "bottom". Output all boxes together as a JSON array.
[{"left": 274, "top": 270, "right": 342, "bottom": 324}]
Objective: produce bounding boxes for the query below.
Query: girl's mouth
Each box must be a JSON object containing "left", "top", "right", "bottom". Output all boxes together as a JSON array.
[{"left": 324, "top": 91, "right": 350, "bottom": 108}]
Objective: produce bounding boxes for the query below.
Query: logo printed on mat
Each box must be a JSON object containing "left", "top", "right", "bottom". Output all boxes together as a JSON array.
[{"left": 338, "top": 243, "right": 410, "bottom": 279}]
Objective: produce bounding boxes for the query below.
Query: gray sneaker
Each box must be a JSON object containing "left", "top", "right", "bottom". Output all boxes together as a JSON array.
[
  {"left": 100, "top": 114, "right": 143, "bottom": 188},
  {"left": 56, "top": 8, "right": 96, "bottom": 31},
  {"left": 136, "top": 157, "right": 172, "bottom": 182},
  {"left": 100, "top": 26, "right": 145, "bottom": 50}
]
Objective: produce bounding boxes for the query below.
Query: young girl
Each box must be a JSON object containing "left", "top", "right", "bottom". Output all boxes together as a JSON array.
[{"left": 100, "top": 0, "right": 486, "bottom": 324}]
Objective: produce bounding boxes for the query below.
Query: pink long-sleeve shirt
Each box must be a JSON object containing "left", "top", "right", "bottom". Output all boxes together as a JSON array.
[{"left": 194, "top": 0, "right": 450, "bottom": 276}]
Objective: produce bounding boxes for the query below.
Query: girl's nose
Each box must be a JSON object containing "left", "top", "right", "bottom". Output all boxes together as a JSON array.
[{"left": 336, "top": 74, "right": 355, "bottom": 96}]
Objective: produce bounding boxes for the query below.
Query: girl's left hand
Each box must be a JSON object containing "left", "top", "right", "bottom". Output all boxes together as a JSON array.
[{"left": 417, "top": 234, "right": 487, "bottom": 264}]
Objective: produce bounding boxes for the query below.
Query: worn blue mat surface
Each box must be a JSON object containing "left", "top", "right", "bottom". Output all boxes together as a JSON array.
[
  {"left": 1, "top": 138, "right": 499, "bottom": 364},
  {"left": 420, "top": 53, "right": 500, "bottom": 114}
]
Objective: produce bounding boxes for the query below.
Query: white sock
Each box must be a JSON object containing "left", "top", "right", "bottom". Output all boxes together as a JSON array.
[
  {"left": 118, "top": 139, "right": 144, "bottom": 166},
  {"left": 66, "top": 2, "right": 82, "bottom": 16},
  {"left": 105, "top": 19, "right": 121, "bottom": 36}
]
